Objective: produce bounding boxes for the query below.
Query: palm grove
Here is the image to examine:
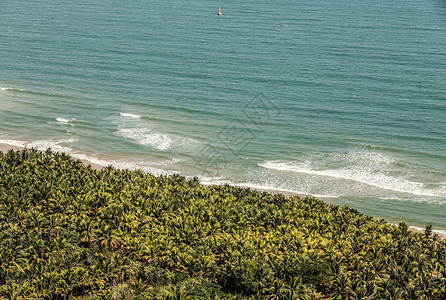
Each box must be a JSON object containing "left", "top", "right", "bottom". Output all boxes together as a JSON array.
[{"left": 0, "top": 149, "right": 445, "bottom": 299}]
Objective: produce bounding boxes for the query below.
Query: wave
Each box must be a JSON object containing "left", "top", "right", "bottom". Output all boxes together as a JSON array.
[
  {"left": 197, "top": 176, "right": 339, "bottom": 198},
  {"left": 259, "top": 150, "right": 446, "bottom": 198},
  {"left": 0, "top": 86, "right": 71, "bottom": 98},
  {"left": 119, "top": 112, "right": 160, "bottom": 121},
  {"left": 56, "top": 118, "right": 70, "bottom": 123},
  {"left": 0, "top": 87, "right": 23, "bottom": 92},
  {"left": 197, "top": 176, "right": 229, "bottom": 186},
  {"left": 0, "top": 138, "right": 75, "bottom": 153},
  {"left": 113, "top": 113, "right": 198, "bottom": 152},
  {"left": 0, "top": 139, "right": 27, "bottom": 148},
  {"left": 70, "top": 153, "right": 172, "bottom": 176},
  {"left": 117, "top": 128, "right": 172, "bottom": 151},
  {"left": 56, "top": 118, "right": 76, "bottom": 126},
  {"left": 120, "top": 113, "right": 141, "bottom": 119},
  {"left": 230, "top": 182, "right": 339, "bottom": 198}
]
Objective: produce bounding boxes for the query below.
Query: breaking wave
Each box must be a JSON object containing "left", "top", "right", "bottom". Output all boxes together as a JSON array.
[
  {"left": 120, "top": 113, "right": 141, "bottom": 119},
  {"left": 117, "top": 128, "right": 172, "bottom": 151},
  {"left": 259, "top": 149, "right": 446, "bottom": 199}
]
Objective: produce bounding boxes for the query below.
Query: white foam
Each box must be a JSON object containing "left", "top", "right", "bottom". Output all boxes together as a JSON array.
[
  {"left": 434, "top": 230, "right": 446, "bottom": 236},
  {"left": 198, "top": 176, "right": 231, "bottom": 186},
  {"left": 117, "top": 128, "right": 172, "bottom": 151},
  {"left": 70, "top": 153, "right": 172, "bottom": 176},
  {"left": 0, "top": 87, "right": 22, "bottom": 92},
  {"left": 56, "top": 118, "right": 71, "bottom": 123},
  {"left": 230, "top": 182, "right": 338, "bottom": 198},
  {"left": 410, "top": 225, "right": 425, "bottom": 232},
  {"left": 120, "top": 113, "right": 141, "bottom": 119},
  {"left": 56, "top": 118, "right": 75, "bottom": 127},
  {"left": 259, "top": 150, "right": 446, "bottom": 198},
  {"left": 27, "top": 139, "right": 75, "bottom": 153},
  {"left": 409, "top": 226, "right": 446, "bottom": 237},
  {"left": 0, "top": 138, "right": 76, "bottom": 153},
  {"left": 197, "top": 177, "right": 339, "bottom": 198},
  {"left": 0, "top": 139, "right": 27, "bottom": 148}
]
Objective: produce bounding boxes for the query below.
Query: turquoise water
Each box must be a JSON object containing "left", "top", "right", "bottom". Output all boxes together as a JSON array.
[{"left": 1, "top": 0, "right": 445, "bottom": 233}]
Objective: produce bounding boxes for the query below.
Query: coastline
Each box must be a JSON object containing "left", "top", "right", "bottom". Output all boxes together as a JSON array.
[
  {"left": 1, "top": 142, "right": 445, "bottom": 240},
  {"left": 0, "top": 142, "right": 104, "bottom": 171}
]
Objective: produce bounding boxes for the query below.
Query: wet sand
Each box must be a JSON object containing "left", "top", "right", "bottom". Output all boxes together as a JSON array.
[{"left": 0, "top": 143, "right": 23, "bottom": 153}]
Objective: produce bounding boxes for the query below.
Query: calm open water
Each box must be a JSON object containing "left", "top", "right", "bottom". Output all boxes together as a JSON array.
[{"left": 1, "top": 0, "right": 445, "bottom": 232}]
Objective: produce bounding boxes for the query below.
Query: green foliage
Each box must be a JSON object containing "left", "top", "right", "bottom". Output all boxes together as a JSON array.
[
  {"left": 0, "top": 149, "right": 445, "bottom": 299},
  {"left": 425, "top": 223, "right": 433, "bottom": 238}
]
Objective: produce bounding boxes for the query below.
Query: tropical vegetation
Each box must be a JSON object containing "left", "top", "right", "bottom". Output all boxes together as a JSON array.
[{"left": 0, "top": 149, "right": 445, "bottom": 299}]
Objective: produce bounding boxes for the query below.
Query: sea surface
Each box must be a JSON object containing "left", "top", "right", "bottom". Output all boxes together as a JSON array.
[{"left": 1, "top": 0, "right": 445, "bottom": 233}]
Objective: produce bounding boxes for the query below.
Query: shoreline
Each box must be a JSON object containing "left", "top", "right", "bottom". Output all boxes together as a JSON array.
[
  {"left": 0, "top": 142, "right": 105, "bottom": 170},
  {"left": 1, "top": 142, "right": 445, "bottom": 240}
]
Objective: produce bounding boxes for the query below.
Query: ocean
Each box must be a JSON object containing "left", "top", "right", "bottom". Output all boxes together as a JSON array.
[{"left": 1, "top": 0, "right": 445, "bottom": 233}]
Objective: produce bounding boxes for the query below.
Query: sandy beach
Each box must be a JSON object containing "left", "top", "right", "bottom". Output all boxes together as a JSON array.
[{"left": 0, "top": 143, "right": 23, "bottom": 153}]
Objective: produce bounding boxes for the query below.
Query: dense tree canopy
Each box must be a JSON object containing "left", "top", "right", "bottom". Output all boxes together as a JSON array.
[{"left": 0, "top": 149, "right": 445, "bottom": 299}]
